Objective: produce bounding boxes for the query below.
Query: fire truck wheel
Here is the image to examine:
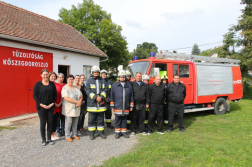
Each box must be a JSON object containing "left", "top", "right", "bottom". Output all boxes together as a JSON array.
[{"left": 214, "top": 98, "right": 227, "bottom": 115}]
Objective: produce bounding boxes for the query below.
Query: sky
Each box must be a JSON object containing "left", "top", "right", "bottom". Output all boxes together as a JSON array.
[{"left": 4, "top": 0, "right": 244, "bottom": 54}]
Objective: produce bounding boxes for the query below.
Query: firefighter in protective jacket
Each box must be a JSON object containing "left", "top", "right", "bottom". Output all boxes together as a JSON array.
[
  {"left": 125, "top": 70, "right": 132, "bottom": 130},
  {"left": 110, "top": 70, "right": 134, "bottom": 139},
  {"left": 86, "top": 66, "right": 108, "bottom": 140},
  {"left": 100, "top": 69, "right": 114, "bottom": 129}
]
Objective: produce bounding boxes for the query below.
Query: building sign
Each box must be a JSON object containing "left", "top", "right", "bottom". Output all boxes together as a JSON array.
[{"left": 0, "top": 45, "right": 53, "bottom": 119}]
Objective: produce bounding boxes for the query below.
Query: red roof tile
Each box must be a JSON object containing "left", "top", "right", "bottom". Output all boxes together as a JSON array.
[{"left": 0, "top": 1, "right": 107, "bottom": 57}]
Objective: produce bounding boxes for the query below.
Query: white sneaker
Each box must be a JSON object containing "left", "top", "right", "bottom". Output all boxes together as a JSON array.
[
  {"left": 77, "top": 130, "right": 81, "bottom": 136},
  {"left": 140, "top": 132, "right": 147, "bottom": 135},
  {"left": 51, "top": 137, "right": 57, "bottom": 141},
  {"left": 157, "top": 131, "right": 164, "bottom": 135},
  {"left": 130, "top": 132, "right": 136, "bottom": 136}
]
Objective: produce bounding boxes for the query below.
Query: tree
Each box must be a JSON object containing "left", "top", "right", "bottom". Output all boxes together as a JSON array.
[
  {"left": 191, "top": 44, "right": 200, "bottom": 55},
  {"left": 58, "top": 0, "right": 130, "bottom": 69},
  {"left": 222, "top": 0, "right": 252, "bottom": 75},
  {"left": 173, "top": 50, "right": 177, "bottom": 53},
  {"left": 131, "top": 42, "right": 158, "bottom": 59},
  {"left": 200, "top": 46, "right": 225, "bottom": 57}
]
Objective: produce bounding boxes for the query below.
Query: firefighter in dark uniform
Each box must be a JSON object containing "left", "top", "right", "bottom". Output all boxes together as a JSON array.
[
  {"left": 142, "top": 75, "right": 150, "bottom": 132},
  {"left": 148, "top": 75, "right": 165, "bottom": 135},
  {"left": 130, "top": 72, "right": 149, "bottom": 136},
  {"left": 125, "top": 70, "right": 132, "bottom": 130},
  {"left": 110, "top": 70, "right": 134, "bottom": 139},
  {"left": 100, "top": 69, "right": 114, "bottom": 129},
  {"left": 167, "top": 74, "right": 186, "bottom": 133},
  {"left": 161, "top": 75, "right": 169, "bottom": 125},
  {"left": 86, "top": 66, "right": 108, "bottom": 140}
]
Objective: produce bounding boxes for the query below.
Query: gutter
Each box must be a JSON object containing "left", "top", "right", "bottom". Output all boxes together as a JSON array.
[{"left": 0, "top": 34, "right": 107, "bottom": 58}]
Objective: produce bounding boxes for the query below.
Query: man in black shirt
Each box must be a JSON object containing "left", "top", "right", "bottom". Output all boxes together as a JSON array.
[
  {"left": 167, "top": 74, "right": 186, "bottom": 133},
  {"left": 130, "top": 72, "right": 149, "bottom": 136},
  {"left": 148, "top": 76, "right": 165, "bottom": 135}
]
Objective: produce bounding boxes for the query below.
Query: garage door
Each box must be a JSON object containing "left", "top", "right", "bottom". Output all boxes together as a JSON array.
[{"left": 0, "top": 45, "right": 53, "bottom": 119}]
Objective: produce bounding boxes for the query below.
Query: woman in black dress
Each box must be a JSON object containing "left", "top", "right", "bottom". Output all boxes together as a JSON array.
[{"left": 33, "top": 69, "right": 57, "bottom": 146}]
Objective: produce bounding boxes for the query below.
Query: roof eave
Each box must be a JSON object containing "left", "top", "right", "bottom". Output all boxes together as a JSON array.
[{"left": 0, "top": 34, "right": 107, "bottom": 58}]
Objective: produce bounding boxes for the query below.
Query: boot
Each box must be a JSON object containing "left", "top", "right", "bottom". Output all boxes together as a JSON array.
[
  {"left": 99, "top": 133, "right": 107, "bottom": 139},
  {"left": 90, "top": 134, "right": 95, "bottom": 140},
  {"left": 115, "top": 133, "right": 120, "bottom": 139},
  {"left": 122, "top": 133, "right": 129, "bottom": 138}
]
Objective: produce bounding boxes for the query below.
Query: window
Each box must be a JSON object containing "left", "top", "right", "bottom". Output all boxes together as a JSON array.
[
  {"left": 149, "top": 63, "right": 167, "bottom": 77},
  {"left": 173, "top": 64, "right": 189, "bottom": 78},
  {"left": 83, "top": 65, "right": 92, "bottom": 82},
  {"left": 127, "top": 61, "right": 150, "bottom": 77}
]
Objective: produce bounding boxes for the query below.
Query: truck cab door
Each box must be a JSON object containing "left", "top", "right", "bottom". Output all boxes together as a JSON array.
[{"left": 172, "top": 63, "right": 193, "bottom": 104}]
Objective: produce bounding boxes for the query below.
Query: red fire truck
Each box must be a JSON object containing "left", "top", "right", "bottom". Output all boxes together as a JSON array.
[{"left": 126, "top": 52, "right": 243, "bottom": 115}]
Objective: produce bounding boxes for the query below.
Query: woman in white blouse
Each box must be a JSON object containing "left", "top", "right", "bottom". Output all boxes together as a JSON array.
[{"left": 62, "top": 75, "right": 83, "bottom": 142}]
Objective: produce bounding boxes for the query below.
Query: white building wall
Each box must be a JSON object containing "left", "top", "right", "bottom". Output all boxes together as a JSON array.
[{"left": 0, "top": 40, "right": 100, "bottom": 75}]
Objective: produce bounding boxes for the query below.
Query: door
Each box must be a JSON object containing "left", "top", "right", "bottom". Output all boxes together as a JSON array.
[
  {"left": 172, "top": 63, "right": 193, "bottom": 104},
  {"left": 0, "top": 45, "right": 53, "bottom": 119},
  {"left": 58, "top": 65, "right": 69, "bottom": 83}
]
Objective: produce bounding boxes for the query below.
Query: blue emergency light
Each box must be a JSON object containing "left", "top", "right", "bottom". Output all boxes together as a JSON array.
[
  {"left": 150, "top": 52, "right": 155, "bottom": 57},
  {"left": 134, "top": 55, "right": 138, "bottom": 60}
]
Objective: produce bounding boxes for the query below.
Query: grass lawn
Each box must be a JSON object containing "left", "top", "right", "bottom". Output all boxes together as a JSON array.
[
  {"left": 0, "top": 126, "right": 15, "bottom": 131},
  {"left": 101, "top": 87, "right": 252, "bottom": 167}
]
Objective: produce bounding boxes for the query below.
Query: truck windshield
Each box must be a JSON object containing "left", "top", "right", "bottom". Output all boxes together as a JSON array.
[{"left": 127, "top": 61, "right": 150, "bottom": 77}]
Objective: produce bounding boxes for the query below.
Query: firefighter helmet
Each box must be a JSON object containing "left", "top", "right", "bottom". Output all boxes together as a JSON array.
[
  {"left": 118, "top": 70, "right": 126, "bottom": 77},
  {"left": 100, "top": 69, "right": 108, "bottom": 74},
  {"left": 125, "top": 70, "right": 131, "bottom": 77},
  {"left": 161, "top": 75, "right": 168, "bottom": 80},
  {"left": 91, "top": 66, "right": 100, "bottom": 74},
  {"left": 142, "top": 75, "right": 150, "bottom": 81}
]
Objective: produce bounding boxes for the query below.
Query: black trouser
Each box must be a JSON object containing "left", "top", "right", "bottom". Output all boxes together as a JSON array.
[
  {"left": 77, "top": 103, "right": 87, "bottom": 130},
  {"left": 105, "top": 102, "right": 112, "bottom": 125},
  {"left": 145, "top": 108, "right": 149, "bottom": 131},
  {"left": 37, "top": 108, "right": 54, "bottom": 141},
  {"left": 163, "top": 103, "right": 169, "bottom": 125},
  {"left": 168, "top": 103, "right": 185, "bottom": 130},
  {"left": 131, "top": 105, "right": 146, "bottom": 133},
  {"left": 52, "top": 112, "right": 59, "bottom": 133},
  {"left": 115, "top": 115, "right": 127, "bottom": 134},
  {"left": 57, "top": 114, "right": 65, "bottom": 133},
  {"left": 88, "top": 112, "right": 105, "bottom": 135},
  {"left": 148, "top": 104, "right": 163, "bottom": 132}
]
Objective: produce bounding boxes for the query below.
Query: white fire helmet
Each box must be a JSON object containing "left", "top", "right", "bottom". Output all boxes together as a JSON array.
[
  {"left": 118, "top": 70, "right": 126, "bottom": 77},
  {"left": 125, "top": 70, "right": 131, "bottom": 76},
  {"left": 91, "top": 65, "right": 100, "bottom": 74},
  {"left": 100, "top": 69, "right": 108, "bottom": 74},
  {"left": 142, "top": 75, "right": 150, "bottom": 81}
]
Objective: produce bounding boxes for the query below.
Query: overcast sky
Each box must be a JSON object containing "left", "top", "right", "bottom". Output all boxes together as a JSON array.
[{"left": 4, "top": 0, "right": 243, "bottom": 54}]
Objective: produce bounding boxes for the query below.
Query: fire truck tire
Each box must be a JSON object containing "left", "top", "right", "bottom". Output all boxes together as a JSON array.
[{"left": 214, "top": 98, "right": 227, "bottom": 115}]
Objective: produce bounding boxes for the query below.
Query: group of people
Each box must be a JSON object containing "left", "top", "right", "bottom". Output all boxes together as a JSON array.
[{"left": 33, "top": 65, "right": 186, "bottom": 146}]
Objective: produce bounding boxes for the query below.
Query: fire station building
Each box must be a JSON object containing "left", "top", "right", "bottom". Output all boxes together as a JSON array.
[{"left": 0, "top": 2, "right": 107, "bottom": 119}]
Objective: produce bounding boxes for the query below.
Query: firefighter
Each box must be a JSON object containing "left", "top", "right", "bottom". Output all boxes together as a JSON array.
[
  {"left": 148, "top": 75, "right": 165, "bottom": 135},
  {"left": 167, "top": 74, "right": 186, "bottom": 133},
  {"left": 86, "top": 66, "right": 108, "bottom": 140},
  {"left": 110, "top": 70, "right": 134, "bottom": 139},
  {"left": 125, "top": 70, "right": 132, "bottom": 130},
  {"left": 161, "top": 75, "right": 169, "bottom": 125},
  {"left": 125, "top": 71, "right": 132, "bottom": 83},
  {"left": 130, "top": 72, "right": 149, "bottom": 136},
  {"left": 142, "top": 75, "right": 150, "bottom": 131},
  {"left": 100, "top": 69, "right": 114, "bottom": 129}
]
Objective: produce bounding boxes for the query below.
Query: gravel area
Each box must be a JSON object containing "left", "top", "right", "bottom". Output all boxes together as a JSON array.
[{"left": 0, "top": 115, "right": 138, "bottom": 167}]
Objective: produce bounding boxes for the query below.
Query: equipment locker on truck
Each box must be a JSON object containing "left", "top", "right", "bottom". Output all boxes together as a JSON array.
[{"left": 126, "top": 52, "right": 243, "bottom": 115}]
